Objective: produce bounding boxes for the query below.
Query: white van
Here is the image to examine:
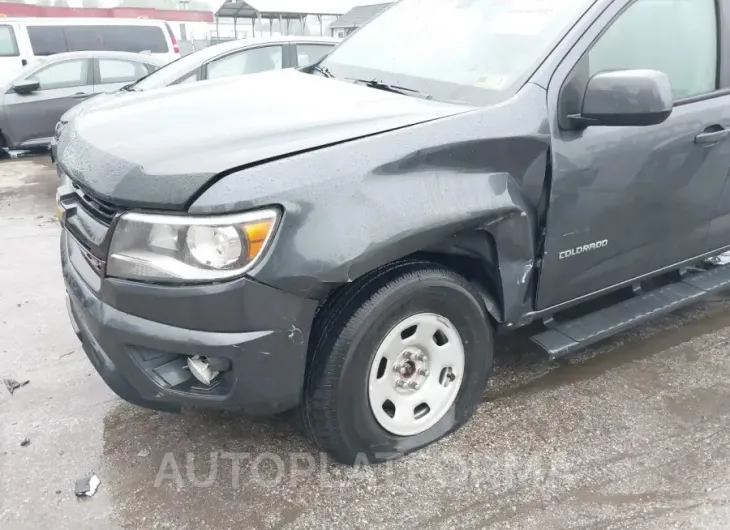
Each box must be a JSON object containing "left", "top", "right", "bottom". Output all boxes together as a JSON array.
[{"left": 0, "top": 18, "right": 180, "bottom": 85}]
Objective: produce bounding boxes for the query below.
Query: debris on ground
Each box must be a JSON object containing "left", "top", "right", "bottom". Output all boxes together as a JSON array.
[
  {"left": 137, "top": 448, "right": 151, "bottom": 458},
  {"left": 20, "top": 437, "right": 30, "bottom": 447},
  {"left": 3, "top": 378, "right": 29, "bottom": 395},
  {"left": 59, "top": 350, "right": 75, "bottom": 359},
  {"left": 74, "top": 475, "right": 101, "bottom": 497}
]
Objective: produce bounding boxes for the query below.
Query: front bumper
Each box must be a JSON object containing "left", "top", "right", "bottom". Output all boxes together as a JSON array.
[{"left": 61, "top": 229, "right": 318, "bottom": 415}]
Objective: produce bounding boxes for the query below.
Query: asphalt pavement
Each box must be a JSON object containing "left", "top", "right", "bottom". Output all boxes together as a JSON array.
[{"left": 2, "top": 155, "right": 730, "bottom": 529}]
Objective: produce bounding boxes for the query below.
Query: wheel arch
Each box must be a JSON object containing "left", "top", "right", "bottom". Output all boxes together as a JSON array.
[
  {"left": 411, "top": 231, "right": 504, "bottom": 323},
  {"left": 306, "top": 206, "right": 537, "bottom": 331},
  {"left": 310, "top": 227, "right": 513, "bottom": 340}
]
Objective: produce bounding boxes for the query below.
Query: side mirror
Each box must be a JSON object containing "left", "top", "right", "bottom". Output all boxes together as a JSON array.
[
  {"left": 569, "top": 69, "right": 673, "bottom": 128},
  {"left": 13, "top": 79, "right": 40, "bottom": 94}
]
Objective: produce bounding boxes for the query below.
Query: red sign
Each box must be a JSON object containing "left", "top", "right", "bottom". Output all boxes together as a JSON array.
[{"left": 0, "top": 2, "right": 214, "bottom": 23}]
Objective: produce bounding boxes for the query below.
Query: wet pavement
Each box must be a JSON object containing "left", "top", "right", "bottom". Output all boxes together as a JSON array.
[{"left": 2, "top": 155, "right": 730, "bottom": 529}]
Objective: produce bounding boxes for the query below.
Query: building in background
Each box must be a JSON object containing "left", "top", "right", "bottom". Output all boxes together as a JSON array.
[{"left": 328, "top": 2, "right": 390, "bottom": 38}]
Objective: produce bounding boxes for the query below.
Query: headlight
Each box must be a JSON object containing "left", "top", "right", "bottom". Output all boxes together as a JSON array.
[{"left": 107, "top": 209, "right": 279, "bottom": 283}]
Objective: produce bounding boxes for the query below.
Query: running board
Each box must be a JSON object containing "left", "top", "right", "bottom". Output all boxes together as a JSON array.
[{"left": 530, "top": 264, "right": 730, "bottom": 359}]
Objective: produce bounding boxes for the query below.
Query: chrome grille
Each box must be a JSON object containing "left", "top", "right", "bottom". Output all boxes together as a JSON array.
[{"left": 71, "top": 182, "right": 121, "bottom": 225}]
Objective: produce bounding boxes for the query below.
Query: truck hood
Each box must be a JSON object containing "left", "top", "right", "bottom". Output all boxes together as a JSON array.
[{"left": 57, "top": 69, "right": 468, "bottom": 210}]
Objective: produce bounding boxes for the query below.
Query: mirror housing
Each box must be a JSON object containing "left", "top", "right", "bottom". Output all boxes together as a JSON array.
[
  {"left": 13, "top": 79, "right": 40, "bottom": 94},
  {"left": 569, "top": 69, "right": 673, "bottom": 128}
]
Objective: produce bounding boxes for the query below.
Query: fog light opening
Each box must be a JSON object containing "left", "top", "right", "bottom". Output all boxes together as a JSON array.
[{"left": 186, "top": 356, "right": 221, "bottom": 386}]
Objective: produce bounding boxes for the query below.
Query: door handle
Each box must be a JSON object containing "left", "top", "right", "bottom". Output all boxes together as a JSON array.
[
  {"left": 21, "top": 59, "right": 27, "bottom": 67},
  {"left": 695, "top": 128, "right": 729, "bottom": 145}
]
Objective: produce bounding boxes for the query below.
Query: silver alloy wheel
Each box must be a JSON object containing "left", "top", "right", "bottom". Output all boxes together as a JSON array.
[{"left": 368, "top": 313, "right": 465, "bottom": 436}]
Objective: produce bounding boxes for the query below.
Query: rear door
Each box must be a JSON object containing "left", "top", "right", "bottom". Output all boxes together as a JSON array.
[
  {"left": 0, "top": 23, "right": 24, "bottom": 84},
  {"left": 294, "top": 42, "right": 335, "bottom": 68},
  {"left": 3, "top": 58, "right": 93, "bottom": 145},
  {"left": 94, "top": 58, "right": 155, "bottom": 93},
  {"left": 203, "top": 44, "right": 287, "bottom": 80}
]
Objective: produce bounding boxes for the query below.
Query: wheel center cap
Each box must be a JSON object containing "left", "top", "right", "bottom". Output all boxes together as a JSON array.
[{"left": 401, "top": 360, "right": 416, "bottom": 378}]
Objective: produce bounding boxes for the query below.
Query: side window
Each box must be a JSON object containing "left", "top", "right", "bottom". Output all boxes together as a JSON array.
[
  {"left": 27, "top": 26, "right": 68, "bottom": 56},
  {"left": 207, "top": 46, "right": 284, "bottom": 80},
  {"left": 100, "top": 26, "right": 169, "bottom": 53},
  {"left": 30, "top": 59, "right": 88, "bottom": 90},
  {"left": 98, "top": 59, "right": 149, "bottom": 84},
  {"left": 296, "top": 44, "right": 333, "bottom": 67},
  {"left": 587, "top": 0, "right": 717, "bottom": 100},
  {"left": 0, "top": 25, "right": 19, "bottom": 57},
  {"left": 64, "top": 26, "right": 104, "bottom": 52}
]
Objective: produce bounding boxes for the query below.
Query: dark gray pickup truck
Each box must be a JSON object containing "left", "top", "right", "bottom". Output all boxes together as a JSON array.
[{"left": 56, "top": 0, "right": 730, "bottom": 464}]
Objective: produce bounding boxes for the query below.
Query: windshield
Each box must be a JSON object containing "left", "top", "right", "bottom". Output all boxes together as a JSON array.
[{"left": 321, "top": 0, "right": 597, "bottom": 105}]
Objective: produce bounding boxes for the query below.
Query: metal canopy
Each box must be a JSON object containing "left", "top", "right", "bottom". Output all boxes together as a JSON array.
[
  {"left": 216, "top": 0, "right": 349, "bottom": 18},
  {"left": 329, "top": 2, "right": 392, "bottom": 29}
]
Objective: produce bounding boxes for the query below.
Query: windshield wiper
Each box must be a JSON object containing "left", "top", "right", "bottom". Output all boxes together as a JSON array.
[
  {"left": 312, "top": 64, "right": 334, "bottom": 78},
  {"left": 348, "top": 78, "right": 432, "bottom": 100}
]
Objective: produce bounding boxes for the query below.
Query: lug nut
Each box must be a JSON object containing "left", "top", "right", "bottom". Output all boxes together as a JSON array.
[
  {"left": 416, "top": 353, "right": 428, "bottom": 362},
  {"left": 408, "top": 381, "right": 419, "bottom": 390},
  {"left": 396, "top": 380, "right": 407, "bottom": 388},
  {"left": 419, "top": 369, "right": 430, "bottom": 377},
  {"left": 403, "top": 351, "right": 412, "bottom": 360},
  {"left": 393, "top": 364, "right": 402, "bottom": 373}
]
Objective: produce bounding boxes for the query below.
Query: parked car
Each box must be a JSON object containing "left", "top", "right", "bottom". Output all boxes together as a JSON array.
[
  {"left": 51, "top": 36, "right": 339, "bottom": 158},
  {"left": 0, "top": 51, "right": 165, "bottom": 154},
  {"left": 0, "top": 18, "right": 179, "bottom": 85},
  {"left": 57, "top": 0, "right": 729, "bottom": 465}
]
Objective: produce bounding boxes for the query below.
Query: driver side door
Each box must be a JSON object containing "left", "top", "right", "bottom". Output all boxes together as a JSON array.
[
  {"left": 3, "top": 58, "right": 93, "bottom": 147},
  {"left": 537, "top": 0, "right": 730, "bottom": 310}
]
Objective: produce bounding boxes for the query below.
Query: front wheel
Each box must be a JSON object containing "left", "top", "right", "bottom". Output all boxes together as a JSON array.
[{"left": 303, "top": 262, "right": 493, "bottom": 465}]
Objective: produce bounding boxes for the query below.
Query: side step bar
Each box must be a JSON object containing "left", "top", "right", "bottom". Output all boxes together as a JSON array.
[{"left": 530, "top": 263, "right": 730, "bottom": 359}]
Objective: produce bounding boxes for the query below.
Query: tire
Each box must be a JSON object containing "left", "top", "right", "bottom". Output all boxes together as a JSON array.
[{"left": 302, "top": 261, "right": 493, "bottom": 465}]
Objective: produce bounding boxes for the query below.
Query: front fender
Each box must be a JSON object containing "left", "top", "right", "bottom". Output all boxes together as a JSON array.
[{"left": 190, "top": 84, "right": 550, "bottom": 322}]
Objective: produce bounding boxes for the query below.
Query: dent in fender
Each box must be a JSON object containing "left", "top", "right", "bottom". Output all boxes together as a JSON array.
[{"left": 191, "top": 84, "right": 551, "bottom": 324}]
